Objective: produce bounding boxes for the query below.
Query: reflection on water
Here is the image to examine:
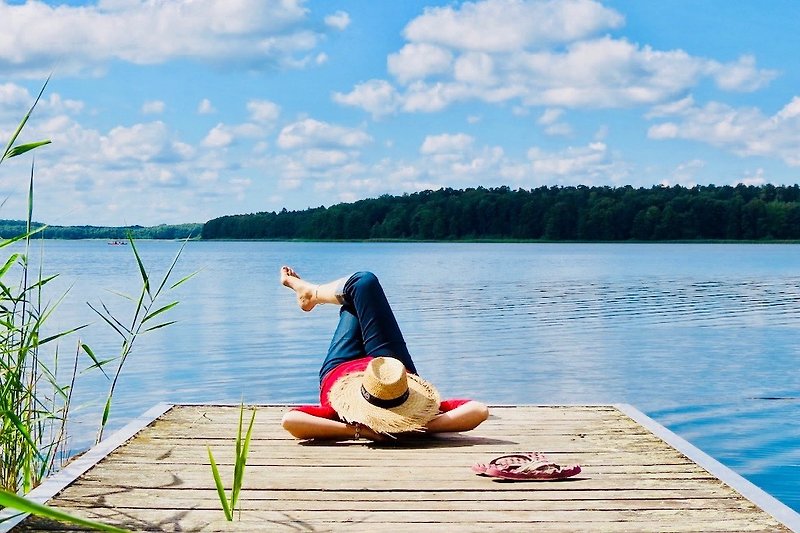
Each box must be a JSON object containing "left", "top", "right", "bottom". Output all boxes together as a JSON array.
[{"left": 34, "top": 241, "right": 800, "bottom": 511}]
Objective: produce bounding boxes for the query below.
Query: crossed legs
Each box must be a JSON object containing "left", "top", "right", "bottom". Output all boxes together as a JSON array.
[{"left": 280, "top": 266, "right": 488, "bottom": 440}]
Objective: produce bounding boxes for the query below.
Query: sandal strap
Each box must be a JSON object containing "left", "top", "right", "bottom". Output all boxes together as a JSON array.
[{"left": 507, "top": 460, "right": 561, "bottom": 473}]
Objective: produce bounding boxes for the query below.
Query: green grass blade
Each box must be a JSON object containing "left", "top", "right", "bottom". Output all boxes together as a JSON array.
[
  {"left": 142, "top": 320, "right": 177, "bottom": 332},
  {"left": 232, "top": 408, "right": 256, "bottom": 510},
  {"left": 153, "top": 238, "right": 189, "bottom": 296},
  {"left": 87, "top": 302, "right": 130, "bottom": 339},
  {"left": 34, "top": 361, "right": 69, "bottom": 402},
  {"left": 25, "top": 273, "right": 59, "bottom": 291},
  {"left": 207, "top": 447, "right": 233, "bottom": 521},
  {"left": 38, "top": 323, "right": 89, "bottom": 346},
  {"left": 0, "top": 226, "right": 46, "bottom": 250},
  {"left": 169, "top": 270, "right": 198, "bottom": 290},
  {"left": 27, "top": 158, "right": 35, "bottom": 232},
  {"left": 103, "top": 288, "right": 134, "bottom": 302},
  {"left": 100, "top": 301, "right": 133, "bottom": 336},
  {"left": 100, "top": 396, "right": 112, "bottom": 429},
  {"left": 231, "top": 405, "right": 244, "bottom": 509},
  {"left": 0, "top": 74, "right": 50, "bottom": 165},
  {"left": 126, "top": 234, "right": 150, "bottom": 298},
  {"left": 0, "top": 409, "right": 45, "bottom": 463},
  {"left": 0, "top": 253, "right": 20, "bottom": 276},
  {"left": 6, "top": 140, "right": 52, "bottom": 159},
  {"left": 81, "top": 344, "right": 110, "bottom": 379},
  {"left": 142, "top": 301, "right": 178, "bottom": 323},
  {"left": 0, "top": 489, "right": 130, "bottom": 532}
]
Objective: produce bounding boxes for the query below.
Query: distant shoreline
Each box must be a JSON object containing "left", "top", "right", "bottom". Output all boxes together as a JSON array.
[{"left": 192, "top": 237, "right": 800, "bottom": 244}]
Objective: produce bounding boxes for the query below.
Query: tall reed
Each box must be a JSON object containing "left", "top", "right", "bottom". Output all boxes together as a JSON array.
[
  {"left": 1, "top": 78, "right": 190, "bottom": 498},
  {"left": 0, "top": 77, "right": 86, "bottom": 494},
  {"left": 89, "top": 234, "right": 194, "bottom": 443},
  {"left": 0, "top": 489, "right": 130, "bottom": 532},
  {"left": 0, "top": 80, "right": 192, "bottom": 531},
  {"left": 207, "top": 404, "right": 256, "bottom": 521}
]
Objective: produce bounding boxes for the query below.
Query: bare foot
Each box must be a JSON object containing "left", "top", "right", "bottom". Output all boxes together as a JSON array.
[{"left": 280, "top": 266, "right": 317, "bottom": 312}]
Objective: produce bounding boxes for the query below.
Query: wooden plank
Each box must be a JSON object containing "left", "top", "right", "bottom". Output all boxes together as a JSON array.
[
  {"left": 61, "top": 483, "right": 750, "bottom": 505},
  {"left": 54, "top": 492, "right": 757, "bottom": 512},
  {"left": 8, "top": 404, "right": 797, "bottom": 533},
  {"left": 14, "top": 507, "right": 788, "bottom": 529}
]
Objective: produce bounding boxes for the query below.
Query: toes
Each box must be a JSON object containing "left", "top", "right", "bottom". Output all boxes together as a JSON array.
[{"left": 282, "top": 266, "right": 301, "bottom": 279}]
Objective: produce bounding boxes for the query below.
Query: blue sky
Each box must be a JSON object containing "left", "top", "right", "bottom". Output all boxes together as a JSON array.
[{"left": 1, "top": 0, "right": 799, "bottom": 226}]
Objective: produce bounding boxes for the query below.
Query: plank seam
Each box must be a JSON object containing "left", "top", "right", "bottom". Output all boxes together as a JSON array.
[
  {"left": 0, "top": 402, "right": 174, "bottom": 533},
  {"left": 614, "top": 402, "right": 800, "bottom": 531}
]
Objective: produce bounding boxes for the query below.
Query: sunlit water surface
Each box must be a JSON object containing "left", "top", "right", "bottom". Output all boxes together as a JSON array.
[{"left": 33, "top": 241, "right": 800, "bottom": 511}]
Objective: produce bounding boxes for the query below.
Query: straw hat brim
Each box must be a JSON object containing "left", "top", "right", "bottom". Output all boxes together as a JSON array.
[{"left": 328, "top": 371, "right": 441, "bottom": 434}]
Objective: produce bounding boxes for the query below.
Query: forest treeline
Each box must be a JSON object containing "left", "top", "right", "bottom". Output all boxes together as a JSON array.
[
  {"left": 202, "top": 184, "right": 800, "bottom": 241},
  {"left": 0, "top": 220, "right": 202, "bottom": 240}
]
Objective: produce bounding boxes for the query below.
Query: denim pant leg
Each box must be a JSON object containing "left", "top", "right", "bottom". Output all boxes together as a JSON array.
[{"left": 319, "top": 271, "right": 417, "bottom": 382}]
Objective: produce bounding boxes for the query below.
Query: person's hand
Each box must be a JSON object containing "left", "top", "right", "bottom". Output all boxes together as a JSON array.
[{"left": 359, "top": 425, "right": 391, "bottom": 442}]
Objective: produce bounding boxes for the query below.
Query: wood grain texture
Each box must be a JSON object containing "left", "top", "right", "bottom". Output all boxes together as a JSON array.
[{"left": 13, "top": 405, "right": 791, "bottom": 532}]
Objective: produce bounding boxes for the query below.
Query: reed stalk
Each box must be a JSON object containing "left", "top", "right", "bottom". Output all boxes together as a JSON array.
[
  {"left": 0, "top": 79, "right": 195, "bottom": 532},
  {"left": 207, "top": 404, "right": 256, "bottom": 520},
  {"left": 0, "top": 489, "right": 130, "bottom": 532},
  {"left": 0, "top": 77, "right": 86, "bottom": 494},
  {"left": 88, "top": 234, "right": 195, "bottom": 443}
]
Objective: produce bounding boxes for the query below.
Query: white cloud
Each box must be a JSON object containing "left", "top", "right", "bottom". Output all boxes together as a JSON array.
[
  {"left": 401, "top": 81, "right": 471, "bottom": 113},
  {"left": 197, "top": 98, "right": 215, "bottom": 114},
  {"left": 454, "top": 52, "right": 495, "bottom": 85},
  {"left": 247, "top": 99, "right": 281, "bottom": 123},
  {"left": 0, "top": 83, "right": 84, "bottom": 123},
  {"left": 201, "top": 122, "right": 264, "bottom": 148},
  {"left": 537, "top": 107, "right": 571, "bottom": 135},
  {"left": 646, "top": 96, "right": 695, "bottom": 118},
  {"left": 388, "top": 44, "right": 453, "bottom": 84},
  {"left": 710, "top": 55, "right": 777, "bottom": 92},
  {"left": 736, "top": 168, "right": 767, "bottom": 187},
  {"left": 324, "top": 11, "right": 351, "bottom": 31},
  {"left": 0, "top": 82, "right": 32, "bottom": 110},
  {"left": 403, "top": 0, "right": 624, "bottom": 52},
  {"left": 101, "top": 121, "right": 170, "bottom": 161},
  {"left": 0, "top": 102, "right": 247, "bottom": 225},
  {"left": 420, "top": 133, "right": 474, "bottom": 154},
  {"left": 0, "top": 0, "right": 320, "bottom": 77},
  {"left": 202, "top": 123, "right": 234, "bottom": 148},
  {"left": 670, "top": 159, "right": 705, "bottom": 185},
  {"left": 141, "top": 100, "right": 165, "bottom": 114},
  {"left": 336, "top": 0, "right": 776, "bottom": 115},
  {"left": 333, "top": 79, "right": 400, "bottom": 118},
  {"left": 543, "top": 122, "right": 572, "bottom": 136},
  {"left": 775, "top": 96, "right": 800, "bottom": 121},
  {"left": 537, "top": 108, "right": 563, "bottom": 126},
  {"left": 646, "top": 96, "right": 800, "bottom": 166},
  {"left": 277, "top": 118, "right": 371, "bottom": 150},
  {"left": 526, "top": 141, "right": 627, "bottom": 183},
  {"left": 302, "top": 149, "right": 351, "bottom": 168}
]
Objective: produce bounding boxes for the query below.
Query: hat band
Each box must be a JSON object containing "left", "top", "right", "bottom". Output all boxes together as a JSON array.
[{"left": 360, "top": 385, "right": 409, "bottom": 408}]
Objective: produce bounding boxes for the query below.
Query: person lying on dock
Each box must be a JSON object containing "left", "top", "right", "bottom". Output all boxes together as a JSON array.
[{"left": 280, "top": 267, "right": 489, "bottom": 442}]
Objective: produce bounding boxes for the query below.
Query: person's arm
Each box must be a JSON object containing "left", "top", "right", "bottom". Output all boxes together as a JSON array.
[
  {"left": 424, "top": 400, "right": 489, "bottom": 433},
  {"left": 281, "top": 410, "right": 388, "bottom": 441}
]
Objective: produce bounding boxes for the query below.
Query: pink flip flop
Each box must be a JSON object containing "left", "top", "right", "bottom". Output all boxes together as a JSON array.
[
  {"left": 471, "top": 452, "right": 549, "bottom": 476},
  {"left": 485, "top": 459, "right": 581, "bottom": 481}
]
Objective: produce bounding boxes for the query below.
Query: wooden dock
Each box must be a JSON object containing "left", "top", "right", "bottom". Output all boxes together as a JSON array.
[{"left": 3, "top": 404, "right": 799, "bottom": 532}]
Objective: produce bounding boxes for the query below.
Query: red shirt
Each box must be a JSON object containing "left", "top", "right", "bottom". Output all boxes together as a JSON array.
[{"left": 292, "top": 356, "right": 470, "bottom": 420}]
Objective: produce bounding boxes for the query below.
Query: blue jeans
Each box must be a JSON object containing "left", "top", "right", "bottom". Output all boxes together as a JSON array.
[{"left": 319, "top": 271, "right": 417, "bottom": 383}]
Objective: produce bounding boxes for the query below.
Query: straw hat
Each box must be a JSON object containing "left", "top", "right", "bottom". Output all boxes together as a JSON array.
[{"left": 328, "top": 357, "right": 441, "bottom": 434}]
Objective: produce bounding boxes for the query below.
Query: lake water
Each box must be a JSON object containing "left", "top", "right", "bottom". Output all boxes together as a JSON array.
[{"left": 30, "top": 240, "right": 800, "bottom": 512}]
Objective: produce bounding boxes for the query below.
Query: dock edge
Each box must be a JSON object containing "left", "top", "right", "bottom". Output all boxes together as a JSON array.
[
  {"left": 615, "top": 403, "right": 800, "bottom": 532},
  {"left": 0, "top": 402, "right": 174, "bottom": 533}
]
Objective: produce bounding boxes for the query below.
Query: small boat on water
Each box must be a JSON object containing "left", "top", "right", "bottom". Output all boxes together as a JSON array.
[{"left": 107, "top": 240, "right": 128, "bottom": 245}]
